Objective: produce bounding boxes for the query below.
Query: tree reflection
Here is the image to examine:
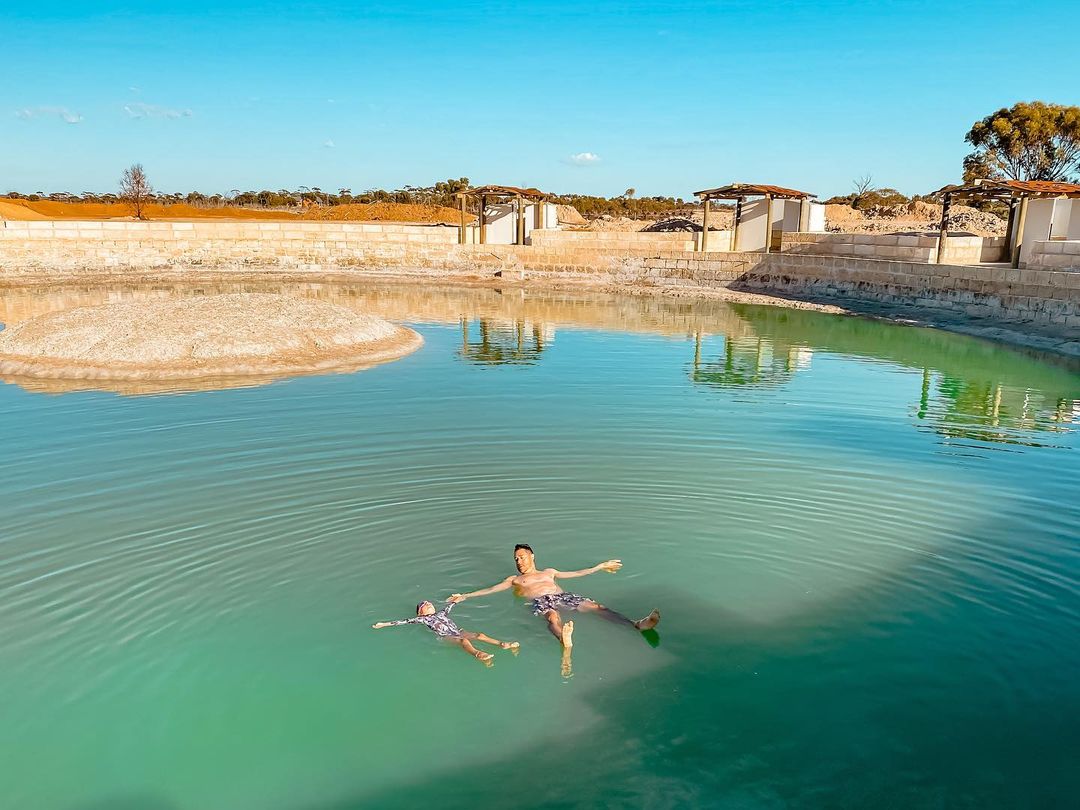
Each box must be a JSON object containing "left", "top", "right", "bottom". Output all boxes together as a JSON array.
[
  {"left": 457, "top": 318, "right": 551, "bottom": 366},
  {"left": 918, "top": 371, "right": 1077, "bottom": 446},
  {"left": 688, "top": 307, "right": 1079, "bottom": 446}
]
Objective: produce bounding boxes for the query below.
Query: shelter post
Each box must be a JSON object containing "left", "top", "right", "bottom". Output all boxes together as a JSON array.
[
  {"left": 1003, "top": 198, "right": 1019, "bottom": 259},
  {"left": 516, "top": 196, "right": 525, "bottom": 245},
  {"left": 1012, "top": 197, "right": 1029, "bottom": 268},
  {"left": 731, "top": 199, "right": 742, "bottom": 251},
  {"left": 479, "top": 195, "right": 487, "bottom": 245},
  {"left": 534, "top": 199, "right": 543, "bottom": 230},
  {"left": 936, "top": 193, "right": 952, "bottom": 264},
  {"left": 700, "top": 199, "right": 710, "bottom": 252},
  {"left": 459, "top": 194, "right": 467, "bottom": 244},
  {"left": 799, "top": 198, "right": 810, "bottom": 232},
  {"left": 764, "top": 195, "right": 774, "bottom": 253}
]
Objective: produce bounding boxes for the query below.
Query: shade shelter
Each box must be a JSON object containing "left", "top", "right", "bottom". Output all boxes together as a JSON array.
[
  {"left": 934, "top": 180, "right": 1080, "bottom": 267},
  {"left": 455, "top": 185, "right": 550, "bottom": 245},
  {"left": 693, "top": 183, "right": 816, "bottom": 252}
]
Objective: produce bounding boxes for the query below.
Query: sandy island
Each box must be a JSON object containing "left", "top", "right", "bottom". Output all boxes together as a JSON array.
[{"left": 0, "top": 293, "right": 423, "bottom": 394}]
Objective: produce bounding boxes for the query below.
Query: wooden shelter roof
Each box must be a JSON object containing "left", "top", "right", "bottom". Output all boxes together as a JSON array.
[
  {"left": 935, "top": 179, "right": 1080, "bottom": 200},
  {"left": 457, "top": 185, "right": 549, "bottom": 200},
  {"left": 695, "top": 183, "right": 815, "bottom": 201}
]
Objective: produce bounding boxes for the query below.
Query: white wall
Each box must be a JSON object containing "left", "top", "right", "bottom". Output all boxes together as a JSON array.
[
  {"left": 735, "top": 198, "right": 770, "bottom": 251},
  {"left": 481, "top": 202, "right": 558, "bottom": 244},
  {"left": 1049, "top": 199, "right": 1072, "bottom": 239},
  {"left": 734, "top": 198, "right": 821, "bottom": 251},
  {"left": 1059, "top": 199, "right": 1080, "bottom": 240},
  {"left": 1021, "top": 199, "right": 1057, "bottom": 265}
]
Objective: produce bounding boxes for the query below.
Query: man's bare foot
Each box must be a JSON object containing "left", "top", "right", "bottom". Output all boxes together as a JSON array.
[
  {"left": 561, "top": 620, "right": 574, "bottom": 649},
  {"left": 500, "top": 641, "right": 520, "bottom": 650},
  {"left": 475, "top": 651, "right": 494, "bottom": 663},
  {"left": 561, "top": 650, "right": 573, "bottom": 678},
  {"left": 634, "top": 609, "right": 660, "bottom": 630}
]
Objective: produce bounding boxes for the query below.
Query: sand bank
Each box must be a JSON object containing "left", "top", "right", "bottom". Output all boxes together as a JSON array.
[{"left": 0, "top": 293, "right": 422, "bottom": 394}]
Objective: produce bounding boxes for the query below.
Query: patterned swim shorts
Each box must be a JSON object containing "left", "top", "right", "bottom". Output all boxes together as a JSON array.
[{"left": 530, "top": 592, "right": 589, "bottom": 615}]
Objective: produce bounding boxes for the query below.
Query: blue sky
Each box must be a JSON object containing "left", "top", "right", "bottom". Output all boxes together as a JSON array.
[{"left": 3, "top": 1, "right": 1078, "bottom": 198}]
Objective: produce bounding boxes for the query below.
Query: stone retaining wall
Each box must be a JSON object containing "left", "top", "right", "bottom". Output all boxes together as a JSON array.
[
  {"left": 781, "top": 232, "right": 1007, "bottom": 265},
  {"left": 1, "top": 219, "right": 1077, "bottom": 349},
  {"left": 529, "top": 229, "right": 699, "bottom": 252},
  {"left": 1028, "top": 240, "right": 1080, "bottom": 271}
]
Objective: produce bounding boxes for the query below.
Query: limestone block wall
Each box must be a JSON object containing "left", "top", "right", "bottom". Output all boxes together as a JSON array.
[
  {"left": 782, "top": 232, "right": 1007, "bottom": 265},
  {"left": 1027, "top": 240, "right": 1080, "bottom": 271},
  {"left": 0, "top": 219, "right": 461, "bottom": 273},
  {"left": 528, "top": 229, "right": 698, "bottom": 252},
  {"left": 940, "top": 236, "right": 1007, "bottom": 265},
  {"left": 732, "top": 254, "right": 1080, "bottom": 331},
  {"left": 782, "top": 232, "right": 938, "bottom": 262},
  {"left": 1, "top": 221, "right": 1077, "bottom": 345}
]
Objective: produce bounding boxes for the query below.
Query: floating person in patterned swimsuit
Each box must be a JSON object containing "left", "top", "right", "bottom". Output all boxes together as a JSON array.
[
  {"left": 448, "top": 544, "right": 660, "bottom": 676},
  {"left": 372, "top": 600, "right": 519, "bottom": 666}
]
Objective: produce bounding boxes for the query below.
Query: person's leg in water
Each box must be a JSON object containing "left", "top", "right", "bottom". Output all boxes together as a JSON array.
[
  {"left": 578, "top": 599, "right": 660, "bottom": 631},
  {"left": 452, "top": 636, "right": 494, "bottom": 665},
  {"left": 462, "top": 631, "right": 520, "bottom": 652},
  {"left": 543, "top": 609, "right": 574, "bottom": 676}
]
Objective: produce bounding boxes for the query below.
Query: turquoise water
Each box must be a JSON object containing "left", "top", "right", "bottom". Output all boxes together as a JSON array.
[{"left": 1, "top": 281, "right": 1078, "bottom": 809}]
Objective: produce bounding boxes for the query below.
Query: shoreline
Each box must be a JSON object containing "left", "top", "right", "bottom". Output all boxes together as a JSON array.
[{"left": 1, "top": 269, "right": 1077, "bottom": 367}]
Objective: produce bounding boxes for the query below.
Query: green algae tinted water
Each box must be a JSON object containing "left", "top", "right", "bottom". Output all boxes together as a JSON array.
[{"left": 1, "top": 281, "right": 1078, "bottom": 809}]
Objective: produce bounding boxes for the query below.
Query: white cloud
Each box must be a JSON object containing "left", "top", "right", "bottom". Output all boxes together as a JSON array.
[
  {"left": 568, "top": 151, "right": 600, "bottom": 166},
  {"left": 123, "top": 102, "right": 192, "bottom": 120},
  {"left": 323, "top": 139, "right": 336, "bottom": 149},
  {"left": 14, "top": 106, "right": 83, "bottom": 124}
]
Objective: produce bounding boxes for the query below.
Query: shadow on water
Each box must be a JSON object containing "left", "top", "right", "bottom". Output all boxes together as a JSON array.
[{"left": 308, "top": 575, "right": 1080, "bottom": 810}]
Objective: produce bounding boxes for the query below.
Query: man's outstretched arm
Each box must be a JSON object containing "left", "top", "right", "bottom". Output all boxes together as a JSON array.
[
  {"left": 554, "top": 559, "right": 622, "bottom": 579},
  {"left": 448, "top": 576, "right": 515, "bottom": 603}
]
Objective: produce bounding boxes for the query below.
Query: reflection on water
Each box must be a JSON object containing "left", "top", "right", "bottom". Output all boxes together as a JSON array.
[
  {"left": 690, "top": 331, "right": 810, "bottom": 389},
  {"left": 458, "top": 318, "right": 552, "bottom": 366},
  {"left": 0, "top": 278, "right": 1077, "bottom": 447}
]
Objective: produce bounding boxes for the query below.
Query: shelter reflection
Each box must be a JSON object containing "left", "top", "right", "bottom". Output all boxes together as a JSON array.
[
  {"left": 457, "top": 318, "right": 552, "bottom": 366},
  {"left": 689, "top": 330, "right": 810, "bottom": 389}
]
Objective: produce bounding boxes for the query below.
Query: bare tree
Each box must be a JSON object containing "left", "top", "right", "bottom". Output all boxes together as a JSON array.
[
  {"left": 851, "top": 174, "right": 874, "bottom": 209},
  {"left": 624, "top": 187, "right": 636, "bottom": 199},
  {"left": 119, "top": 164, "right": 152, "bottom": 219}
]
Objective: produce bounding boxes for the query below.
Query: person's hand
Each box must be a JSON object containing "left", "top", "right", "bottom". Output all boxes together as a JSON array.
[
  {"left": 447, "top": 593, "right": 466, "bottom": 603},
  {"left": 598, "top": 559, "right": 622, "bottom": 574}
]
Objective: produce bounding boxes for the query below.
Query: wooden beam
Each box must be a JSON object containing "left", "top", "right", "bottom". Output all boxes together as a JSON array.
[
  {"left": 936, "top": 193, "right": 952, "bottom": 264},
  {"left": 533, "top": 198, "right": 543, "bottom": 230},
  {"left": 700, "top": 199, "right": 710, "bottom": 252},
  {"left": 479, "top": 194, "right": 487, "bottom": 245},
  {"left": 1011, "top": 196, "right": 1029, "bottom": 268}
]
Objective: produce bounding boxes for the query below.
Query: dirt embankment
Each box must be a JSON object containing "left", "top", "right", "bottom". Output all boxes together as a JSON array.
[
  {"left": 0, "top": 199, "right": 299, "bottom": 221},
  {"left": 826, "top": 201, "right": 1006, "bottom": 236},
  {"left": 301, "top": 203, "right": 471, "bottom": 225},
  {"left": 0, "top": 199, "right": 476, "bottom": 225}
]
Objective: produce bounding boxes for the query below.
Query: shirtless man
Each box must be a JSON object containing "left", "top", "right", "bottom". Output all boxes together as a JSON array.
[{"left": 448, "top": 544, "right": 659, "bottom": 674}]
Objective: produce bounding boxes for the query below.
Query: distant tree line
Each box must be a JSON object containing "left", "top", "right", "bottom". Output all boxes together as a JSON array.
[{"left": 10, "top": 100, "right": 1078, "bottom": 221}]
